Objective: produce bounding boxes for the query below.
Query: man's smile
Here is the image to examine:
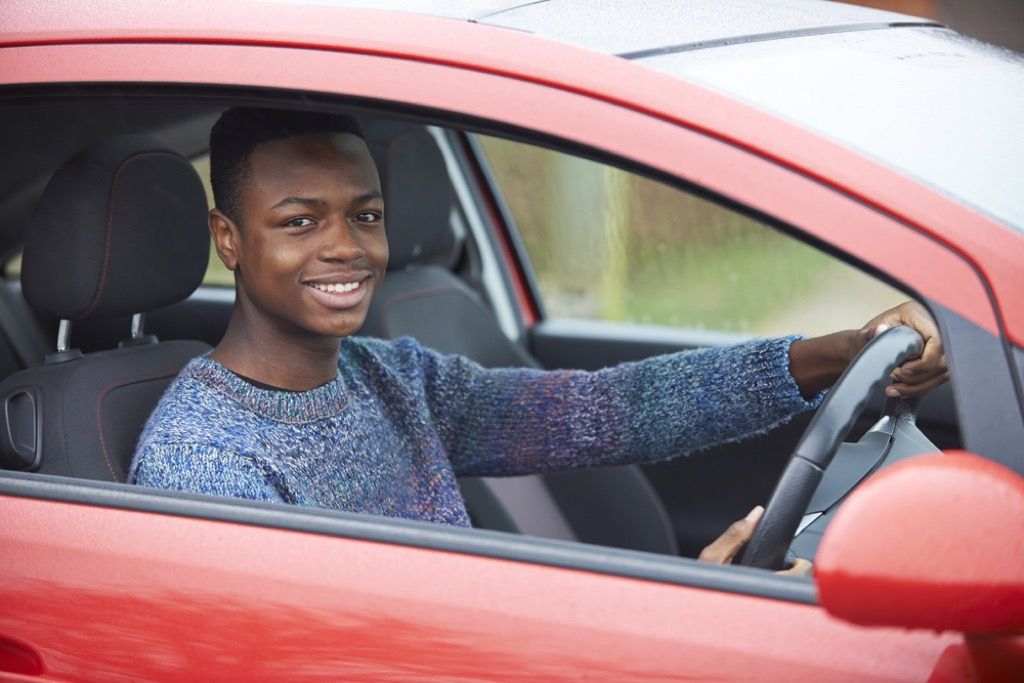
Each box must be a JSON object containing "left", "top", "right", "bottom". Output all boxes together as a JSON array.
[
  {"left": 309, "top": 281, "right": 361, "bottom": 294},
  {"left": 302, "top": 273, "right": 372, "bottom": 309}
]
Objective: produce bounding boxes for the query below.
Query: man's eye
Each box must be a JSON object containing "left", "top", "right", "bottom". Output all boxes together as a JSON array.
[
  {"left": 284, "top": 217, "right": 315, "bottom": 228},
  {"left": 356, "top": 212, "right": 383, "bottom": 224}
]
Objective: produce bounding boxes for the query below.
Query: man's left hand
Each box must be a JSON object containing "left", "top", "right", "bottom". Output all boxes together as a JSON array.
[
  {"left": 788, "top": 301, "right": 948, "bottom": 398},
  {"left": 855, "top": 301, "right": 948, "bottom": 398}
]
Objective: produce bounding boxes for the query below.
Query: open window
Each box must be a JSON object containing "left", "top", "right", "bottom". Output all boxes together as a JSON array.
[{"left": 0, "top": 85, "right": 962, "bottom": 583}]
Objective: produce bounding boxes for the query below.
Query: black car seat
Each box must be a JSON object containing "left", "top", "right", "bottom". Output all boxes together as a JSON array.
[
  {"left": 0, "top": 135, "right": 211, "bottom": 481},
  {"left": 362, "top": 128, "right": 679, "bottom": 555}
]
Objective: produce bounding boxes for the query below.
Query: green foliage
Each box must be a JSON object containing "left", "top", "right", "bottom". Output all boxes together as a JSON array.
[{"left": 477, "top": 134, "right": 905, "bottom": 336}]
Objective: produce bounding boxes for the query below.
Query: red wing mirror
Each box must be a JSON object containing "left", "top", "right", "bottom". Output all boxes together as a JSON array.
[
  {"left": 817, "top": 451, "right": 1024, "bottom": 632},
  {"left": 816, "top": 452, "right": 1024, "bottom": 679}
]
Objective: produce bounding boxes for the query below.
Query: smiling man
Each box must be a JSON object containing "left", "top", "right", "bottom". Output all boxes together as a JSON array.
[
  {"left": 129, "top": 106, "right": 947, "bottom": 563},
  {"left": 205, "top": 110, "right": 387, "bottom": 391}
]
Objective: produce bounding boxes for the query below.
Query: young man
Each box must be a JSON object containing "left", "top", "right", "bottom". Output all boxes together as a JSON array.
[{"left": 129, "top": 107, "right": 947, "bottom": 566}]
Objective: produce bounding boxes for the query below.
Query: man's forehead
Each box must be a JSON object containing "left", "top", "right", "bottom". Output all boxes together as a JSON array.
[
  {"left": 248, "top": 132, "right": 379, "bottom": 181},
  {"left": 254, "top": 131, "right": 370, "bottom": 161}
]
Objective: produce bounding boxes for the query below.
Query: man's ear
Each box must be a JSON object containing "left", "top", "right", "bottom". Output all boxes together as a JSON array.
[{"left": 209, "top": 208, "right": 240, "bottom": 271}]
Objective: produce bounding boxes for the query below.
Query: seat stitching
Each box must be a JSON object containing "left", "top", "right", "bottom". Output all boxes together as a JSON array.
[
  {"left": 75, "top": 151, "right": 181, "bottom": 321},
  {"left": 95, "top": 370, "right": 180, "bottom": 482}
]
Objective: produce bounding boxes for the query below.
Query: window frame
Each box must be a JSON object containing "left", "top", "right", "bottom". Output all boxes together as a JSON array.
[{"left": 0, "top": 38, "right": 1020, "bottom": 601}]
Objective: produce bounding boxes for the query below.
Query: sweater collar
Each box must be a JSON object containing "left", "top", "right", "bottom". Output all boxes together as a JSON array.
[{"left": 183, "top": 354, "right": 347, "bottom": 423}]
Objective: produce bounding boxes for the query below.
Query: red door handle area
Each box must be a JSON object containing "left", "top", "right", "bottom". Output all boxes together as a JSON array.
[{"left": 0, "top": 635, "right": 44, "bottom": 675}]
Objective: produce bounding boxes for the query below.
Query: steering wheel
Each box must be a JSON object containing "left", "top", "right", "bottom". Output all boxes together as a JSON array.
[{"left": 737, "top": 326, "right": 925, "bottom": 570}]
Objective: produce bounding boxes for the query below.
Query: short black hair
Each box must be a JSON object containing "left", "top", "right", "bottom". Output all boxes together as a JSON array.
[{"left": 209, "top": 107, "right": 366, "bottom": 224}]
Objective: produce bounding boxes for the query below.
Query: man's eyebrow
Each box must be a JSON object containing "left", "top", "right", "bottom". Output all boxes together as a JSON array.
[
  {"left": 269, "top": 191, "right": 383, "bottom": 210},
  {"left": 354, "top": 190, "right": 384, "bottom": 204},
  {"left": 270, "top": 196, "right": 327, "bottom": 210}
]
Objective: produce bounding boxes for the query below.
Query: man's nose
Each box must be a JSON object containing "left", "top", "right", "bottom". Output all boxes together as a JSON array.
[{"left": 318, "top": 218, "right": 364, "bottom": 262}]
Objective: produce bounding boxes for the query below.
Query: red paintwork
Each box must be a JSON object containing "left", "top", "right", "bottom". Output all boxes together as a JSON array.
[
  {"left": 0, "top": 42, "right": 1001, "bottom": 342},
  {"left": 1, "top": 3, "right": 1022, "bottom": 680},
  {"left": 816, "top": 452, "right": 1024, "bottom": 680},
  {"left": 817, "top": 452, "right": 1024, "bottom": 633},
  {"left": 3, "top": 0, "right": 1022, "bottom": 345},
  {"left": 0, "top": 494, "right": 960, "bottom": 681}
]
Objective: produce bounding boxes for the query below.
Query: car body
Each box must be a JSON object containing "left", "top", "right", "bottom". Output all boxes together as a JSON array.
[{"left": 1, "top": 1, "right": 1023, "bottom": 680}]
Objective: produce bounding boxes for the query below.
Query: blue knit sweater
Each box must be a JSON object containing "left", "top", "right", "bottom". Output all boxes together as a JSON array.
[{"left": 129, "top": 335, "right": 818, "bottom": 526}]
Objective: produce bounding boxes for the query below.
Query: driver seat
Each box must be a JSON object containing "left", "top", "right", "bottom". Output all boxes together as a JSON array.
[{"left": 0, "top": 135, "right": 211, "bottom": 480}]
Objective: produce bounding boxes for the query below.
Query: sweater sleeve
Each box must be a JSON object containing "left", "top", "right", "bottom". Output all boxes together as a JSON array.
[
  {"left": 130, "top": 443, "right": 286, "bottom": 503},
  {"left": 396, "top": 336, "right": 821, "bottom": 478}
]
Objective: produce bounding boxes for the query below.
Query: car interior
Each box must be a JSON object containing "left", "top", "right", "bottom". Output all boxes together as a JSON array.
[{"left": 0, "top": 87, "right": 963, "bottom": 560}]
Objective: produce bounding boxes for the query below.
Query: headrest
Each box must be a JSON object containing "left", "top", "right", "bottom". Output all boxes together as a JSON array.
[
  {"left": 383, "top": 131, "right": 461, "bottom": 271},
  {"left": 22, "top": 135, "right": 210, "bottom": 321}
]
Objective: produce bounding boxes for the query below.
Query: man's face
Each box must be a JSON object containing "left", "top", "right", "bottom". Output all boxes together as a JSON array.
[{"left": 224, "top": 132, "right": 387, "bottom": 341}]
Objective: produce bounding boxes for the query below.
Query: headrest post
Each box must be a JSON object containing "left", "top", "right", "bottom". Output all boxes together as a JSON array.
[
  {"left": 56, "top": 320, "right": 72, "bottom": 353},
  {"left": 130, "top": 313, "right": 146, "bottom": 340}
]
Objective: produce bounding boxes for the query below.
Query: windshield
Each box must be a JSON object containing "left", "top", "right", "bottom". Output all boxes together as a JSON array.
[{"left": 640, "top": 26, "right": 1024, "bottom": 234}]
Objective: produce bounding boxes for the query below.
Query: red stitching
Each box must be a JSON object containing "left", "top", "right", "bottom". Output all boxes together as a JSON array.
[
  {"left": 95, "top": 370, "right": 179, "bottom": 482},
  {"left": 75, "top": 151, "right": 180, "bottom": 321}
]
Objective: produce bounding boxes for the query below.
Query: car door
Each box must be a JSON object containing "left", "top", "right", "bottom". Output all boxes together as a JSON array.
[
  {"left": 2, "top": 5, "right": 1022, "bottom": 680},
  {"left": 464, "top": 133, "right": 966, "bottom": 555}
]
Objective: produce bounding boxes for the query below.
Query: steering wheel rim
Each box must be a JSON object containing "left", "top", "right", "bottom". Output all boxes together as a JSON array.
[{"left": 736, "top": 326, "right": 925, "bottom": 570}]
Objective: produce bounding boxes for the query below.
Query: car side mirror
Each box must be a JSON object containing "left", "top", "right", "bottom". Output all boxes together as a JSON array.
[{"left": 815, "top": 452, "right": 1024, "bottom": 679}]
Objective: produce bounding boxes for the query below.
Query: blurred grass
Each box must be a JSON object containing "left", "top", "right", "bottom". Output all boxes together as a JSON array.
[
  {"left": 624, "top": 236, "right": 833, "bottom": 332},
  {"left": 478, "top": 134, "right": 906, "bottom": 336}
]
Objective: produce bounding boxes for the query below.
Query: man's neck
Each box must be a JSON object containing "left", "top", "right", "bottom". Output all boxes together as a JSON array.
[{"left": 211, "top": 308, "right": 341, "bottom": 391}]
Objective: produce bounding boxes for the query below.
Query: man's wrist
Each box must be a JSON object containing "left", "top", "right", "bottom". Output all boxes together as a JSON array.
[{"left": 788, "top": 330, "right": 859, "bottom": 399}]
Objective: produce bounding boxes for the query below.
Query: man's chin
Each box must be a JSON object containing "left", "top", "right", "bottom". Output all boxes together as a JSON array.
[{"left": 316, "top": 313, "right": 369, "bottom": 340}]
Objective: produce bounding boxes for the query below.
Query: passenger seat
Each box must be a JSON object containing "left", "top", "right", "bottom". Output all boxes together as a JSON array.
[{"left": 0, "top": 135, "right": 211, "bottom": 481}]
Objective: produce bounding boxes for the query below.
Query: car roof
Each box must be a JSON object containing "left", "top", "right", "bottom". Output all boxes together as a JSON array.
[
  {"left": 255, "top": 0, "right": 1024, "bottom": 236},
  {"left": 294, "top": 0, "right": 925, "bottom": 56},
  {"left": 474, "top": 0, "right": 927, "bottom": 57}
]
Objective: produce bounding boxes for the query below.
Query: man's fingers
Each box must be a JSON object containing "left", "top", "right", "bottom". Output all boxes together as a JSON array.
[
  {"left": 894, "top": 334, "right": 945, "bottom": 375},
  {"left": 886, "top": 371, "right": 950, "bottom": 398},
  {"left": 884, "top": 316, "right": 947, "bottom": 398},
  {"left": 890, "top": 356, "right": 947, "bottom": 386},
  {"left": 776, "top": 558, "right": 813, "bottom": 577},
  {"left": 698, "top": 506, "right": 763, "bottom": 565}
]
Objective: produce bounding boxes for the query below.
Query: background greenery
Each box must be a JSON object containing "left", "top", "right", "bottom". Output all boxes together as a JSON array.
[{"left": 476, "top": 135, "right": 905, "bottom": 337}]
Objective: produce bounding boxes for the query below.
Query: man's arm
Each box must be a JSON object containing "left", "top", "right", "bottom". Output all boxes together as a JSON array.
[
  {"left": 131, "top": 443, "right": 286, "bottom": 503},
  {"left": 404, "top": 336, "right": 819, "bottom": 478}
]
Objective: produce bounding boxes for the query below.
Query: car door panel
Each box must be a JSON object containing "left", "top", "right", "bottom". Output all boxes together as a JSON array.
[{"left": 0, "top": 484, "right": 959, "bottom": 682}]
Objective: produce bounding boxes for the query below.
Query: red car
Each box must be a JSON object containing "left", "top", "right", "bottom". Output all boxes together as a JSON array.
[{"left": 1, "top": 1, "right": 1022, "bottom": 680}]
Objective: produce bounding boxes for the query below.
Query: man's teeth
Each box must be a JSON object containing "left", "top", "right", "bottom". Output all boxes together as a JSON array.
[{"left": 311, "top": 282, "right": 361, "bottom": 293}]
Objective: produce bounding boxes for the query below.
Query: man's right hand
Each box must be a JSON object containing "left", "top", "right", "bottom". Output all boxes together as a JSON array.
[{"left": 698, "top": 505, "right": 812, "bottom": 577}]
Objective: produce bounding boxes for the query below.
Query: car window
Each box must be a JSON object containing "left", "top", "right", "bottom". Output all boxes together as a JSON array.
[
  {"left": 0, "top": 86, "right": 961, "bottom": 583},
  {"left": 476, "top": 135, "right": 906, "bottom": 337},
  {"left": 191, "top": 153, "right": 234, "bottom": 287}
]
